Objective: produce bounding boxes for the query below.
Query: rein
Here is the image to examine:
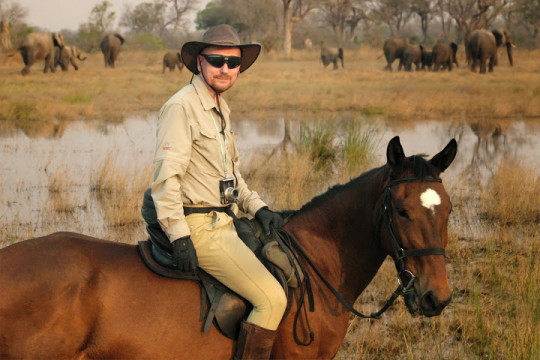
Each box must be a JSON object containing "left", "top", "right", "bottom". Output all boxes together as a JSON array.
[{"left": 280, "top": 176, "right": 446, "bottom": 345}]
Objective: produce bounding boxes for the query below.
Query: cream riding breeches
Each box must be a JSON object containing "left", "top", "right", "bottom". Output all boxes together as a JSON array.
[{"left": 186, "top": 211, "right": 287, "bottom": 330}]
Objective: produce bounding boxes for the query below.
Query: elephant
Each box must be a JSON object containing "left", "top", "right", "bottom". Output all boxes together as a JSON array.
[
  {"left": 54, "top": 46, "right": 87, "bottom": 71},
  {"left": 466, "top": 29, "right": 514, "bottom": 74},
  {"left": 402, "top": 43, "right": 424, "bottom": 71},
  {"left": 320, "top": 47, "right": 344, "bottom": 70},
  {"left": 162, "top": 51, "right": 184, "bottom": 73},
  {"left": 383, "top": 37, "right": 409, "bottom": 71},
  {"left": 431, "top": 41, "right": 458, "bottom": 72},
  {"left": 421, "top": 50, "right": 433, "bottom": 70},
  {"left": 18, "top": 32, "right": 65, "bottom": 75},
  {"left": 100, "top": 34, "right": 125, "bottom": 68}
]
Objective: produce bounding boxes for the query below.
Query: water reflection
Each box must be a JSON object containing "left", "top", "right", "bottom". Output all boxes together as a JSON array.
[
  {"left": 1, "top": 114, "right": 539, "bottom": 238},
  {"left": 235, "top": 117, "right": 540, "bottom": 185},
  {"left": 372, "top": 120, "right": 539, "bottom": 185}
]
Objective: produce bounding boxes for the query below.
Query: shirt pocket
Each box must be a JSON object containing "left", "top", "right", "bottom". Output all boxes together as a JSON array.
[
  {"left": 194, "top": 127, "right": 222, "bottom": 173},
  {"left": 198, "top": 127, "right": 218, "bottom": 141}
]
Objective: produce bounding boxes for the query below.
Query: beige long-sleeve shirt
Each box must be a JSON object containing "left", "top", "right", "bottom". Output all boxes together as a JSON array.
[{"left": 151, "top": 75, "right": 267, "bottom": 241}]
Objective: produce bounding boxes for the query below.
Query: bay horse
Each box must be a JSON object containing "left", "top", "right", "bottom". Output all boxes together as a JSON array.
[{"left": 0, "top": 136, "right": 457, "bottom": 359}]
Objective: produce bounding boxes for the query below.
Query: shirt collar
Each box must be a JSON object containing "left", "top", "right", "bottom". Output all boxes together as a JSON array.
[{"left": 192, "top": 75, "right": 231, "bottom": 116}]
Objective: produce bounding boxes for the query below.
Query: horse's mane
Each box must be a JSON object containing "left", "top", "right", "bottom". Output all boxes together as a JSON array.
[
  {"left": 294, "top": 154, "right": 439, "bottom": 214},
  {"left": 390, "top": 154, "right": 438, "bottom": 180}
]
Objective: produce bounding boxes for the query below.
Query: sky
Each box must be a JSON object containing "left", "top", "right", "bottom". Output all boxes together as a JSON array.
[{"left": 15, "top": 0, "right": 208, "bottom": 32}]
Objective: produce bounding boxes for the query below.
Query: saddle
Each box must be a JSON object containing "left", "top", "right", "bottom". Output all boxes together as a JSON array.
[{"left": 137, "top": 216, "right": 303, "bottom": 340}]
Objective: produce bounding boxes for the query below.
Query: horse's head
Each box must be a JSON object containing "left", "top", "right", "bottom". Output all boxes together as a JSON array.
[{"left": 380, "top": 136, "right": 457, "bottom": 317}]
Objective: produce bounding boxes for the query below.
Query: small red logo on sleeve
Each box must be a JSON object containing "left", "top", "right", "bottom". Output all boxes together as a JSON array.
[{"left": 163, "top": 142, "right": 172, "bottom": 151}]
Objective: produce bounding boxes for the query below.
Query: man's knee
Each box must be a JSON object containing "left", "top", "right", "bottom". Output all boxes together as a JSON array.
[{"left": 270, "top": 287, "right": 288, "bottom": 316}]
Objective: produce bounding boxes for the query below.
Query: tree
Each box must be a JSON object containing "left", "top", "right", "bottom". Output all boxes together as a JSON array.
[
  {"left": 0, "top": 0, "right": 28, "bottom": 50},
  {"left": 195, "top": 2, "right": 233, "bottom": 30},
  {"left": 77, "top": 1, "right": 116, "bottom": 52},
  {"left": 370, "top": 0, "right": 415, "bottom": 36},
  {"left": 0, "top": 18, "right": 11, "bottom": 51},
  {"left": 318, "top": 0, "right": 370, "bottom": 44},
  {"left": 196, "top": 1, "right": 281, "bottom": 51},
  {"left": 509, "top": 0, "right": 540, "bottom": 40},
  {"left": 347, "top": 1, "right": 370, "bottom": 42},
  {"left": 163, "top": 0, "right": 199, "bottom": 34},
  {"left": 121, "top": 1, "right": 167, "bottom": 35},
  {"left": 411, "top": 0, "right": 433, "bottom": 41},
  {"left": 225, "top": 0, "right": 281, "bottom": 44},
  {"left": 0, "top": 0, "right": 26, "bottom": 25},
  {"left": 88, "top": 0, "right": 116, "bottom": 34},
  {"left": 433, "top": 0, "right": 453, "bottom": 35},
  {"left": 282, "top": 0, "right": 319, "bottom": 57},
  {"left": 447, "top": 0, "right": 511, "bottom": 42},
  {"left": 320, "top": 0, "right": 352, "bottom": 43}
]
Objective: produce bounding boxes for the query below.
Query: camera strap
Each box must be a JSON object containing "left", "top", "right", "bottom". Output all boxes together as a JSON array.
[{"left": 210, "top": 111, "right": 228, "bottom": 178}]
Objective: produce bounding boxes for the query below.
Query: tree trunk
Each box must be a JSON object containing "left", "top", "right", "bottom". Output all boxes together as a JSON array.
[
  {"left": 0, "top": 20, "right": 13, "bottom": 52},
  {"left": 283, "top": 6, "right": 292, "bottom": 58}
]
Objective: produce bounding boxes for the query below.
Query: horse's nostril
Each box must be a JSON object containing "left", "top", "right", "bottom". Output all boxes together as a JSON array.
[{"left": 421, "top": 291, "right": 440, "bottom": 313}]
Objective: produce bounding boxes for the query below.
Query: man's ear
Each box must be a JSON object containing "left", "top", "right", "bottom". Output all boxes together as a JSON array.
[{"left": 196, "top": 55, "right": 202, "bottom": 73}]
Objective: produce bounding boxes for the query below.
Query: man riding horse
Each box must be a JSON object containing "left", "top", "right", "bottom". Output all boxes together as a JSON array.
[{"left": 141, "top": 24, "right": 286, "bottom": 360}]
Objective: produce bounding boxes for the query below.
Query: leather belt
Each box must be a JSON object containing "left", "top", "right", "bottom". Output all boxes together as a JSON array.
[{"left": 183, "top": 206, "right": 230, "bottom": 216}]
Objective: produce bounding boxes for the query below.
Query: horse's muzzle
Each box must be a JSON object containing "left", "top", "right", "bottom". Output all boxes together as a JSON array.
[{"left": 404, "top": 290, "right": 452, "bottom": 317}]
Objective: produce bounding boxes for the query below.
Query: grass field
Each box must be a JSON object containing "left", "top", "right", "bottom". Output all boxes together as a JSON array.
[{"left": 0, "top": 46, "right": 538, "bottom": 359}]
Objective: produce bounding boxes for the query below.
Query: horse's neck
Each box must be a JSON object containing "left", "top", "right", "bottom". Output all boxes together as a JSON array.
[{"left": 287, "top": 169, "right": 389, "bottom": 302}]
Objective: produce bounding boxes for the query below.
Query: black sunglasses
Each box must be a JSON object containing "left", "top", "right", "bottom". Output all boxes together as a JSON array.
[{"left": 201, "top": 54, "right": 242, "bottom": 69}]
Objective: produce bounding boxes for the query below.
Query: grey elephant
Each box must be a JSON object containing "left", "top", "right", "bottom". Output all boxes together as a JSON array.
[
  {"left": 421, "top": 50, "right": 433, "bottom": 70},
  {"left": 466, "top": 29, "right": 514, "bottom": 73},
  {"left": 54, "top": 46, "right": 87, "bottom": 71},
  {"left": 100, "top": 34, "right": 125, "bottom": 68},
  {"left": 432, "top": 41, "right": 458, "bottom": 71},
  {"left": 320, "top": 47, "right": 344, "bottom": 70},
  {"left": 162, "top": 51, "right": 184, "bottom": 73},
  {"left": 383, "top": 37, "right": 409, "bottom": 71},
  {"left": 18, "top": 32, "right": 65, "bottom": 75},
  {"left": 402, "top": 43, "right": 424, "bottom": 71}
]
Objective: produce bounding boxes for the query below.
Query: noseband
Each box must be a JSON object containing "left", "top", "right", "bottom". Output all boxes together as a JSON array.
[{"left": 377, "top": 177, "right": 446, "bottom": 292}]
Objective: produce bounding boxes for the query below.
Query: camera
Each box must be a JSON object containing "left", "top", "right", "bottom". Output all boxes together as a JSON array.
[{"left": 219, "top": 178, "right": 238, "bottom": 204}]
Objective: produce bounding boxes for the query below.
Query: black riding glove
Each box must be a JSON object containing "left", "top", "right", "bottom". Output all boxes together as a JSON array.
[
  {"left": 172, "top": 236, "right": 199, "bottom": 274},
  {"left": 255, "top": 207, "right": 284, "bottom": 235}
]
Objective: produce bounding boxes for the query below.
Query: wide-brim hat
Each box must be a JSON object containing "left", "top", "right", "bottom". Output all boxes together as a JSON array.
[{"left": 181, "top": 24, "right": 261, "bottom": 74}]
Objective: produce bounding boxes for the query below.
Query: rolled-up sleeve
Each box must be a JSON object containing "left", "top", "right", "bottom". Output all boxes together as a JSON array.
[{"left": 151, "top": 102, "right": 192, "bottom": 241}]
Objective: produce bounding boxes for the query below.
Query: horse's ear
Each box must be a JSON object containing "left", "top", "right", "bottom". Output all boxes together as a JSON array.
[
  {"left": 387, "top": 136, "right": 405, "bottom": 167},
  {"left": 429, "top": 139, "right": 457, "bottom": 173}
]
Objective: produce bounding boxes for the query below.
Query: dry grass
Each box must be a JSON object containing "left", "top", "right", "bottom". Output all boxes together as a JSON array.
[
  {"left": 1, "top": 47, "right": 540, "bottom": 134},
  {"left": 48, "top": 168, "right": 78, "bottom": 214},
  {"left": 481, "top": 160, "right": 540, "bottom": 225},
  {"left": 91, "top": 153, "right": 152, "bottom": 228}
]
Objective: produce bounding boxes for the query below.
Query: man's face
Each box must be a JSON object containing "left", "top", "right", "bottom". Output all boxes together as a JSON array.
[{"left": 197, "top": 46, "right": 242, "bottom": 94}]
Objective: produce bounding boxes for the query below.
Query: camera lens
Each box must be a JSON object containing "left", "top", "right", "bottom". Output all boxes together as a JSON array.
[{"left": 224, "top": 187, "right": 238, "bottom": 203}]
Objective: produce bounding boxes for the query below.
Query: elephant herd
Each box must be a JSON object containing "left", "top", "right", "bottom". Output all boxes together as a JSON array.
[
  {"left": 15, "top": 31, "right": 185, "bottom": 76},
  {"left": 383, "top": 28, "right": 514, "bottom": 74},
  {"left": 16, "top": 32, "right": 127, "bottom": 75},
  {"left": 14, "top": 28, "right": 514, "bottom": 76}
]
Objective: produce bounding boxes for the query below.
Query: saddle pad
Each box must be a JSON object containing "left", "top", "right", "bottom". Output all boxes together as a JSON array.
[{"left": 138, "top": 241, "right": 198, "bottom": 281}]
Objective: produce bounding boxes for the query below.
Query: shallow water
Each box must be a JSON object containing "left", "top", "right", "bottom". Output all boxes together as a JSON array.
[{"left": 1, "top": 114, "right": 539, "bottom": 239}]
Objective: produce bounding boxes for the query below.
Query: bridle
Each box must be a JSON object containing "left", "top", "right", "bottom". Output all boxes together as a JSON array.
[
  {"left": 281, "top": 176, "right": 448, "bottom": 345},
  {"left": 376, "top": 176, "right": 446, "bottom": 293}
]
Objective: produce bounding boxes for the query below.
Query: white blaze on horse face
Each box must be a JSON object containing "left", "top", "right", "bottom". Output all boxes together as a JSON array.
[{"left": 420, "top": 188, "right": 441, "bottom": 214}]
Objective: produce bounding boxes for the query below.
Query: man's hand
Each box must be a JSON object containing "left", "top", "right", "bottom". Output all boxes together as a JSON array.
[
  {"left": 172, "top": 236, "right": 199, "bottom": 274},
  {"left": 255, "top": 207, "right": 284, "bottom": 235}
]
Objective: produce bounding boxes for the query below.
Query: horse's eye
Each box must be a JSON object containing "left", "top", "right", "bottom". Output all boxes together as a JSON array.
[{"left": 397, "top": 208, "right": 410, "bottom": 219}]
